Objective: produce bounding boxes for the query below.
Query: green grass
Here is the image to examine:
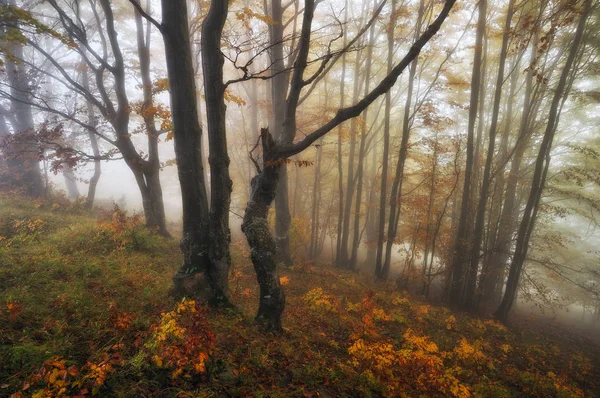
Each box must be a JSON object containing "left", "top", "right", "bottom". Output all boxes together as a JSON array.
[{"left": 0, "top": 193, "right": 598, "bottom": 397}]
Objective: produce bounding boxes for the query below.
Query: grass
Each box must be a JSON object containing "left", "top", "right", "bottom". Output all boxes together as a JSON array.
[{"left": 0, "top": 193, "right": 598, "bottom": 397}]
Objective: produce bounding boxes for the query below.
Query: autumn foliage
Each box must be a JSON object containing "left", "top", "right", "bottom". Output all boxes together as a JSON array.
[{"left": 0, "top": 195, "right": 598, "bottom": 396}]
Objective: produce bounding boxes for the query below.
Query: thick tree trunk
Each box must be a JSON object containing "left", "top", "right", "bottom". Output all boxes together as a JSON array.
[
  {"left": 162, "top": 0, "right": 212, "bottom": 297},
  {"left": 242, "top": 129, "right": 285, "bottom": 331},
  {"left": 202, "top": 0, "right": 232, "bottom": 304},
  {"left": 495, "top": 0, "right": 590, "bottom": 322},
  {"left": 3, "top": 23, "right": 44, "bottom": 197}
]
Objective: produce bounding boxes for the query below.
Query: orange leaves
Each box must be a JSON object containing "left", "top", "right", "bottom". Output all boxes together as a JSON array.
[
  {"left": 109, "top": 307, "right": 136, "bottom": 332},
  {"left": 6, "top": 301, "right": 23, "bottom": 321},
  {"left": 14, "top": 350, "right": 122, "bottom": 398},
  {"left": 234, "top": 7, "right": 275, "bottom": 29},
  {"left": 279, "top": 276, "right": 290, "bottom": 286},
  {"left": 144, "top": 299, "right": 214, "bottom": 381}
]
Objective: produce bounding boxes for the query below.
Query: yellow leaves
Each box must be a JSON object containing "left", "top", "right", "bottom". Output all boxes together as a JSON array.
[
  {"left": 142, "top": 299, "right": 213, "bottom": 380},
  {"left": 500, "top": 344, "right": 512, "bottom": 354},
  {"left": 165, "top": 131, "right": 175, "bottom": 142},
  {"left": 224, "top": 89, "right": 247, "bottom": 106},
  {"left": 392, "top": 295, "right": 410, "bottom": 306},
  {"left": 453, "top": 338, "right": 487, "bottom": 364},
  {"left": 403, "top": 328, "right": 439, "bottom": 353},
  {"left": 234, "top": 7, "right": 275, "bottom": 29},
  {"left": 279, "top": 276, "right": 290, "bottom": 286},
  {"left": 445, "top": 315, "right": 457, "bottom": 330},
  {"left": 372, "top": 308, "right": 391, "bottom": 322},
  {"left": 303, "top": 287, "right": 336, "bottom": 313}
]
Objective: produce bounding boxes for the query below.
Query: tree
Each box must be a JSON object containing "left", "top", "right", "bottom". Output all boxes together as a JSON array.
[
  {"left": 495, "top": 0, "right": 592, "bottom": 323},
  {"left": 241, "top": 0, "right": 457, "bottom": 331},
  {"left": 0, "top": 0, "right": 170, "bottom": 235}
]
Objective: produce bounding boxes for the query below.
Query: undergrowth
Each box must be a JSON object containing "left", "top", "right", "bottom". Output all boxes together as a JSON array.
[{"left": 0, "top": 194, "right": 598, "bottom": 397}]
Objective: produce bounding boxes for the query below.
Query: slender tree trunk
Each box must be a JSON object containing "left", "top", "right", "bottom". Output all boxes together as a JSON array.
[
  {"left": 339, "top": 48, "right": 364, "bottom": 269},
  {"left": 334, "top": 2, "right": 349, "bottom": 267},
  {"left": 375, "top": 0, "right": 396, "bottom": 277},
  {"left": 495, "top": 0, "right": 590, "bottom": 323},
  {"left": 487, "top": 30, "right": 540, "bottom": 304},
  {"left": 448, "top": 0, "right": 486, "bottom": 306},
  {"left": 350, "top": 2, "right": 377, "bottom": 270},
  {"left": 480, "top": 56, "right": 519, "bottom": 305},
  {"left": 464, "top": 0, "right": 514, "bottom": 308},
  {"left": 381, "top": 0, "right": 426, "bottom": 280},
  {"left": 134, "top": 4, "right": 169, "bottom": 237},
  {"left": 77, "top": 54, "right": 101, "bottom": 208},
  {"left": 269, "top": 0, "right": 293, "bottom": 266}
]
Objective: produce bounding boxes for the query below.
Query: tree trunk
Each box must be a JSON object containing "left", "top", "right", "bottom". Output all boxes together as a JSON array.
[
  {"left": 3, "top": 13, "right": 44, "bottom": 197},
  {"left": 161, "top": 0, "right": 212, "bottom": 297},
  {"left": 485, "top": 30, "right": 540, "bottom": 304},
  {"left": 495, "top": 0, "right": 590, "bottom": 323},
  {"left": 448, "top": 0, "right": 486, "bottom": 306},
  {"left": 335, "top": 3, "right": 348, "bottom": 266},
  {"left": 63, "top": 165, "right": 80, "bottom": 198},
  {"left": 374, "top": 0, "right": 396, "bottom": 277},
  {"left": 270, "top": 0, "right": 293, "bottom": 266},
  {"left": 381, "top": 9, "right": 422, "bottom": 279},
  {"left": 202, "top": 0, "right": 232, "bottom": 304},
  {"left": 464, "top": 0, "right": 514, "bottom": 309},
  {"left": 349, "top": 3, "right": 377, "bottom": 270},
  {"left": 134, "top": 4, "right": 169, "bottom": 237},
  {"left": 242, "top": 129, "right": 285, "bottom": 331}
]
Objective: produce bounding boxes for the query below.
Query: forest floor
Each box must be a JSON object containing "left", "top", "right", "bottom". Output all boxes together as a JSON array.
[{"left": 1, "top": 193, "right": 599, "bottom": 398}]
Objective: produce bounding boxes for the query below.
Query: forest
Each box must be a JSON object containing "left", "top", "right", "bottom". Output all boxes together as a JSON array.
[{"left": 0, "top": 0, "right": 599, "bottom": 396}]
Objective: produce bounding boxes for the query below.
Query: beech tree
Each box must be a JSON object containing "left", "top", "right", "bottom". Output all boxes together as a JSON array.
[{"left": 241, "top": 0, "right": 457, "bottom": 331}]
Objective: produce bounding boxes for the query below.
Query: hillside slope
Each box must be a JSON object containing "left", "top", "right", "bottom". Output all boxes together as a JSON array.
[{"left": 0, "top": 195, "right": 598, "bottom": 397}]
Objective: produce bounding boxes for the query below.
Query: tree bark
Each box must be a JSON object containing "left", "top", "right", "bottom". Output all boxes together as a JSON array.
[
  {"left": 448, "top": 0, "right": 486, "bottom": 306},
  {"left": 381, "top": 0, "right": 425, "bottom": 280},
  {"left": 241, "top": 0, "right": 456, "bottom": 330},
  {"left": 202, "top": 0, "right": 232, "bottom": 304},
  {"left": 242, "top": 129, "right": 285, "bottom": 331},
  {"left": 161, "top": 0, "right": 212, "bottom": 297},
  {"left": 374, "top": 0, "right": 396, "bottom": 277},
  {"left": 270, "top": 0, "right": 294, "bottom": 266},
  {"left": 464, "top": 0, "right": 514, "bottom": 309}
]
